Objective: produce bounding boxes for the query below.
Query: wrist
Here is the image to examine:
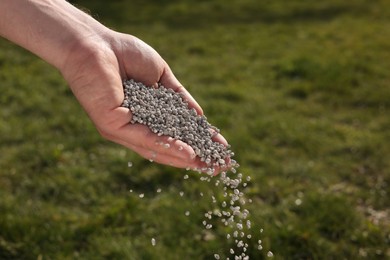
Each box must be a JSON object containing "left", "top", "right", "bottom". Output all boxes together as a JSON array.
[
  {"left": 37, "top": 0, "right": 112, "bottom": 71},
  {"left": 0, "top": 0, "right": 111, "bottom": 71}
]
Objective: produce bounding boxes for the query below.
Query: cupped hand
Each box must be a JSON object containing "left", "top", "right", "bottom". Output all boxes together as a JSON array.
[{"left": 60, "top": 30, "right": 227, "bottom": 169}]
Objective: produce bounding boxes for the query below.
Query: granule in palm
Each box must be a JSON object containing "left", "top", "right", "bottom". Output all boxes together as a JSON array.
[{"left": 121, "top": 79, "right": 235, "bottom": 169}]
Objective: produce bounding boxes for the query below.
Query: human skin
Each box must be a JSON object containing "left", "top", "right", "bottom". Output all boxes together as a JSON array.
[{"left": 0, "top": 0, "right": 227, "bottom": 169}]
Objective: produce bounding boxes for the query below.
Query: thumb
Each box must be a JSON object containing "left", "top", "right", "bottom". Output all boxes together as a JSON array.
[{"left": 159, "top": 66, "right": 204, "bottom": 115}]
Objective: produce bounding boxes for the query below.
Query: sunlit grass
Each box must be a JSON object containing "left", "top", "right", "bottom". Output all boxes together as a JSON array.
[{"left": 1, "top": 0, "right": 389, "bottom": 259}]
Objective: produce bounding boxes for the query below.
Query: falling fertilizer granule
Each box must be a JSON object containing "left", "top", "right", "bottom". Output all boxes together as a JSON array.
[{"left": 122, "top": 79, "right": 269, "bottom": 259}]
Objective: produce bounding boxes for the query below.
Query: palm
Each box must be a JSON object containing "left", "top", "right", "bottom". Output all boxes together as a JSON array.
[{"left": 63, "top": 32, "right": 205, "bottom": 169}]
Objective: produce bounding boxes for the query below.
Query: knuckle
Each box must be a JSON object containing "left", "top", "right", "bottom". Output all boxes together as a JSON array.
[{"left": 97, "top": 128, "right": 113, "bottom": 141}]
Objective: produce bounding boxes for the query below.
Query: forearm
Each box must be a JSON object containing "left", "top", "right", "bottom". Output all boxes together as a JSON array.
[{"left": 0, "top": 0, "right": 109, "bottom": 70}]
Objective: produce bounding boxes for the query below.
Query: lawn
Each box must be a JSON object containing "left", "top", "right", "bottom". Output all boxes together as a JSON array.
[{"left": 0, "top": 0, "right": 389, "bottom": 259}]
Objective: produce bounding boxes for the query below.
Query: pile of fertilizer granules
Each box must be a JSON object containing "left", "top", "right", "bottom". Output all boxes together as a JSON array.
[
  {"left": 122, "top": 79, "right": 269, "bottom": 259},
  {"left": 122, "top": 79, "right": 235, "bottom": 172}
]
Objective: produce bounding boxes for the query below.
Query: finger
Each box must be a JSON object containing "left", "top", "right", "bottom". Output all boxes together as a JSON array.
[
  {"left": 105, "top": 108, "right": 231, "bottom": 171},
  {"left": 114, "top": 123, "right": 199, "bottom": 162},
  {"left": 132, "top": 145, "right": 205, "bottom": 169},
  {"left": 208, "top": 128, "right": 232, "bottom": 174},
  {"left": 212, "top": 132, "right": 228, "bottom": 147},
  {"left": 110, "top": 131, "right": 204, "bottom": 169},
  {"left": 121, "top": 124, "right": 231, "bottom": 171},
  {"left": 126, "top": 127, "right": 190, "bottom": 160},
  {"left": 109, "top": 125, "right": 227, "bottom": 171},
  {"left": 159, "top": 66, "right": 204, "bottom": 115},
  {"left": 99, "top": 108, "right": 206, "bottom": 167}
]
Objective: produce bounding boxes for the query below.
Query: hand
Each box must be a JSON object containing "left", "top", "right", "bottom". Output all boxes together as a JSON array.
[{"left": 60, "top": 31, "right": 227, "bottom": 169}]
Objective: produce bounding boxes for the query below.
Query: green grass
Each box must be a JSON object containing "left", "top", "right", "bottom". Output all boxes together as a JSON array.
[{"left": 1, "top": 0, "right": 389, "bottom": 259}]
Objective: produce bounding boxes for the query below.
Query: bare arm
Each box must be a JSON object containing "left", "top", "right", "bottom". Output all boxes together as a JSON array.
[{"left": 0, "top": 0, "right": 106, "bottom": 70}]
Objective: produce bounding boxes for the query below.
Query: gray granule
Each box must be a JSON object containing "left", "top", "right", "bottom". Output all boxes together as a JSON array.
[
  {"left": 121, "top": 79, "right": 234, "bottom": 168},
  {"left": 122, "top": 79, "right": 256, "bottom": 259}
]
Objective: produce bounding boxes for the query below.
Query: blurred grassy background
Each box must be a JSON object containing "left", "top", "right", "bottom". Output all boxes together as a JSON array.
[{"left": 1, "top": 0, "right": 389, "bottom": 259}]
